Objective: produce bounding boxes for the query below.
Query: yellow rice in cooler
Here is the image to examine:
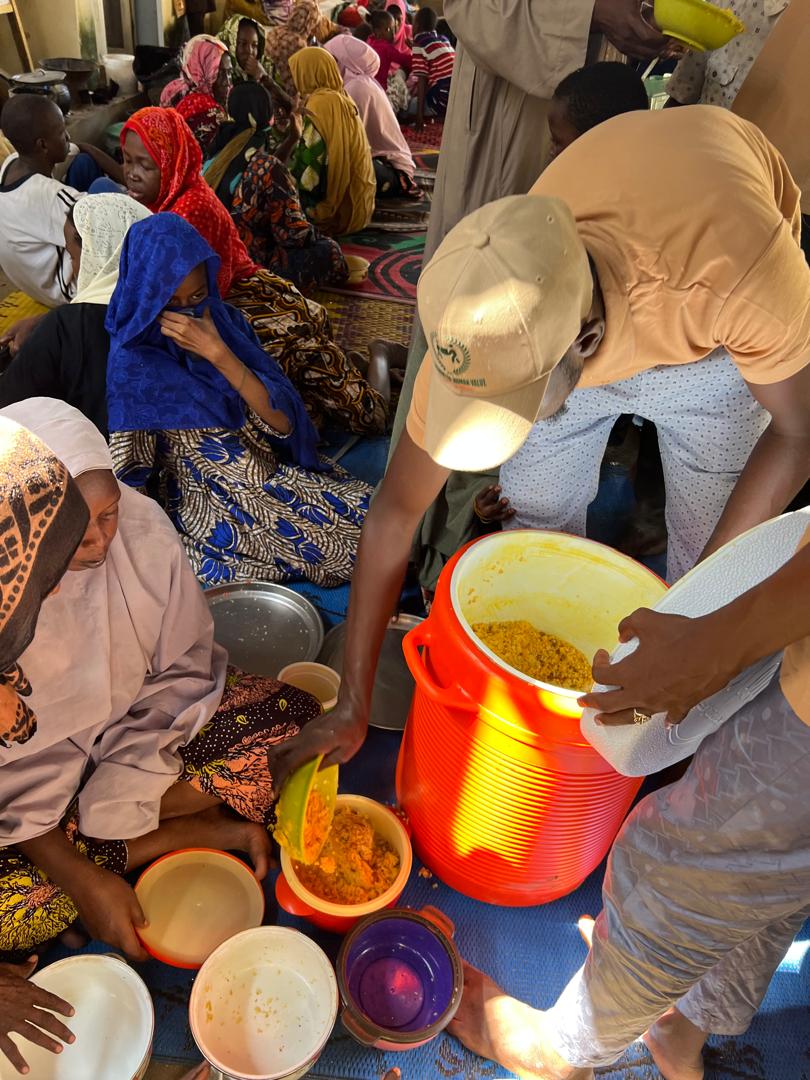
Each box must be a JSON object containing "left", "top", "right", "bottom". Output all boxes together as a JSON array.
[
  {"left": 293, "top": 806, "right": 400, "bottom": 905},
  {"left": 471, "top": 619, "right": 593, "bottom": 692}
]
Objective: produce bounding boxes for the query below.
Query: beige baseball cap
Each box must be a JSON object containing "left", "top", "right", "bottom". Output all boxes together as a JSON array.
[{"left": 416, "top": 194, "right": 593, "bottom": 471}]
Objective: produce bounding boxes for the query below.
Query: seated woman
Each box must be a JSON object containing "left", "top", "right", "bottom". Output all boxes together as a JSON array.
[
  {"left": 0, "top": 416, "right": 89, "bottom": 1073},
  {"left": 217, "top": 13, "right": 294, "bottom": 114},
  {"left": 160, "top": 35, "right": 232, "bottom": 153},
  {"left": 0, "top": 193, "right": 151, "bottom": 433},
  {"left": 207, "top": 84, "right": 348, "bottom": 289},
  {"left": 325, "top": 35, "right": 419, "bottom": 199},
  {"left": 121, "top": 106, "right": 394, "bottom": 434},
  {"left": 287, "top": 47, "right": 376, "bottom": 236},
  {"left": 106, "top": 212, "right": 373, "bottom": 587},
  {"left": 0, "top": 397, "right": 323, "bottom": 968},
  {"left": 265, "top": 0, "right": 342, "bottom": 100}
]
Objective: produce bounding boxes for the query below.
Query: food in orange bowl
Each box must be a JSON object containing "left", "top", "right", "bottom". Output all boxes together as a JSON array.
[{"left": 277, "top": 795, "right": 412, "bottom": 933}]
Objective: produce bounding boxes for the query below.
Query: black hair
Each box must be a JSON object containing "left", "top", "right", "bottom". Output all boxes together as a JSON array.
[
  {"left": 435, "top": 17, "right": 455, "bottom": 46},
  {"left": 413, "top": 6, "right": 437, "bottom": 34},
  {"left": 386, "top": 3, "right": 403, "bottom": 18},
  {"left": 353, "top": 20, "right": 372, "bottom": 40},
  {"left": 369, "top": 9, "right": 394, "bottom": 32},
  {"left": 553, "top": 62, "right": 648, "bottom": 136},
  {"left": 237, "top": 16, "right": 259, "bottom": 34},
  {"left": 0, "top": 94, "right": 62, "bottom": 155}
]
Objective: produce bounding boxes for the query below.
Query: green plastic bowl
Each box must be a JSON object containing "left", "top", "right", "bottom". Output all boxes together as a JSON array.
[
  {"left": 274, "top": 755, "right": 338, "bottom": 864},
  {"left": 654, "top": 0, "right": 745, "bottom": 51}
]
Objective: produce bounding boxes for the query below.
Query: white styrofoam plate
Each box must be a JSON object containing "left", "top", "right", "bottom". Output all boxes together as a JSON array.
[{"left": 581, "top": 509, "right": 810, "bottom": 776}]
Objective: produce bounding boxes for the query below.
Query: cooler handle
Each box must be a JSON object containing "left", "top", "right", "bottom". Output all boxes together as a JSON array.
[
  {"left": 341, "top": 1006, "right": 381, "bottom": 1046},
  {"left": 418, "top": 905, "right": 455, "bottom": 939},
  {"left": 402, "top": 624, "right": 477, "bottom": 713}
]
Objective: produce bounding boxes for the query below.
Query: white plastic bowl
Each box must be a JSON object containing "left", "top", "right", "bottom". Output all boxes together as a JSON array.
[
  {"left": 0, "top": 954, "right": 154, "bottom": 1079},
  {"left": 278, "top": 661, "right": 341, "bottom": 712},
  {"left": 189, "top": 926, "right": 338, "bottom": 1080}
]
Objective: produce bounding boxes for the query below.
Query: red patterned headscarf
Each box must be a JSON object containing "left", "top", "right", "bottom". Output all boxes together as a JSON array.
[
  {"left": 0, "top": 419, "right": 88, "bottom": 747},
  {"left": 121, "top": 107, "right": 256, "bottom": 295}
]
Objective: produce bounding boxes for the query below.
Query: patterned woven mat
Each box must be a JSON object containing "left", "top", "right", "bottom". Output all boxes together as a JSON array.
[
  {"left": 0, "top": 291, "right": 48, "bottom": 335},
  {"left": 332, "top": 229, "right": 425, "bottom": 304},
  {"left": 403, "top": 118, "right": 444, "bottom": 151},
  {"left": 310, "top": 289, "right": 415, "bottom": 353}
]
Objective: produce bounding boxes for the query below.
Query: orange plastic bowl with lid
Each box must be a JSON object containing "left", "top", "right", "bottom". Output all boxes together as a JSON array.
[{"left": 275, "top": 795, "right": 413, "bottom": 934}]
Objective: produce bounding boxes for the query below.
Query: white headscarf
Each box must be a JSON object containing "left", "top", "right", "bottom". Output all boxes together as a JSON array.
[
  {"left": 0, "top": 398, "right": 227, "bottom": 844},
  {"left": 71, "top": 194, "right": 152, "bottom": 307}
]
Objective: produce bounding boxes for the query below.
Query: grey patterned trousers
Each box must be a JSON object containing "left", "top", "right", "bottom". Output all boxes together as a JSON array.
[
  {"left": 499, "top": 352, "right": 769, "bottom": 582},
  {"left": 547, "top": 671, "right": 810, "bottom": 1068}
]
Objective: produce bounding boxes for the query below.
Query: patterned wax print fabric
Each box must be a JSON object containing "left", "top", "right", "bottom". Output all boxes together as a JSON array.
[
  {"left": 0, "top": 421, "right": 87, "bottom": 750},
  {"left": 0, "top": 667, "right": 320, "bottom": 959},
  {"left": 121, "top": 107, "right": 257, "bottom": 295},
  {"left": 265, "top": 0, "right": 323, "bottom": 98},
  {"left": 233, "top": 150, "right": 348, "bottom": 288},
  {"left": 176, "top": 91, "right": 229, "bottom": 155},
  {"left": 288, "top": 115, "right": 328, "bottom": 214},
  {"left": 111, "top": 420, "right": 371, "bottom": 587}
]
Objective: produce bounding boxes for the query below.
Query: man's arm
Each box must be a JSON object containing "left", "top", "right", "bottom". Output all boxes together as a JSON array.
[
  {"left": 267, "top": 430, "right": 449, "bottom": 785},
  {"left": 581, "top": 536, "right": 810, "bottom": 724},
  {"left": 701, "top": 363, "right": 810, "bottom": 560},
  {"left": 75, "top": 142, "right": 125, "bottom": 185},
  {"left": 444, "top": 0, "right": 668, "bottom": 99}
]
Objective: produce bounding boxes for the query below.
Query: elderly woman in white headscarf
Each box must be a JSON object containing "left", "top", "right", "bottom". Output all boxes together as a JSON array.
[
  {"left": 0, "top": 399, "right": 321, "bottom": 965},
  {"left": 0, "top": 194, "right": 150, "bottom": 433}
]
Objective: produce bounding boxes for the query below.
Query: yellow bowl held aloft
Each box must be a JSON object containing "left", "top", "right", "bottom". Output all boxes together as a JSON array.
[
  {"left": 654, "top": 0, "right": 746, "bottom": 51},
  {"left": 273, "top": 754, "right": 339, "bottom": 864}
]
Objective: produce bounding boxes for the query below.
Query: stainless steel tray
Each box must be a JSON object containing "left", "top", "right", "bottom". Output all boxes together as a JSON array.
[
  {"left": 206, "top": 582, "right": 324, "bottom": 677},
  {"left": 318, "top": 613, "right": 423, "bottom": 731}
]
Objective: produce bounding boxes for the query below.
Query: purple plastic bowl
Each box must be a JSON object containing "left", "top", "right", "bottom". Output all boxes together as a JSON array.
[{"left": 337, "top": 909, "right": 463, "bottom": 1046}]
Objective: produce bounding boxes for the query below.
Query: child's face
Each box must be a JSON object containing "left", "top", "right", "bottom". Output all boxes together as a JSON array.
[
  {"left": 548, "top": 98, "right": 581, "bottom": 160},
  {"left": 376, "top": 14, "right": 395, "bottom": 40},
  {"left": 41, "top": 102, "right": 71, "bottom": 166}
]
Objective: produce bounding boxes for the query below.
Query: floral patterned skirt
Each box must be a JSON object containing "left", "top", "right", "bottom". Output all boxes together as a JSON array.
[{"left": 0, "top": 668, "right": 319, "bottom": 960}]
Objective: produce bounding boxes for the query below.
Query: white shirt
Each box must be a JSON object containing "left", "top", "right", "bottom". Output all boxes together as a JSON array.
[{"left": 0, "top": 154, "right": 80, "bottom": 307}]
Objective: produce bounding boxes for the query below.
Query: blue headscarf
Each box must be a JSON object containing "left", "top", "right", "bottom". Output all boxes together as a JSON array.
[{"left": 105, "top": 213, "right": 321, "bottom": 471}]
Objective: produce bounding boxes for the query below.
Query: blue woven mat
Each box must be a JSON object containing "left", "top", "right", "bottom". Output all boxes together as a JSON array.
[{"left": 45, "top": 728, "right": 809, "bottom": 1079}]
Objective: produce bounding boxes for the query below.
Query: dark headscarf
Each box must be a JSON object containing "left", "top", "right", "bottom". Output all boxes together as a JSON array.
[
  {"left": 0, "top": 419, "right": 88, "bottom": 747},
  {"left": 204, "top": 82, "right": 273, "bottom": 209},
  {"left": 105, "top": 213, "right": 322, "bottom": 470}
]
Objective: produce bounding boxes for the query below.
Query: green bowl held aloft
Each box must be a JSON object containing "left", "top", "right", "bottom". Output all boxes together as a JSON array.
[{"left": 274, "top": 754, "right": 339, "bottom": 864}]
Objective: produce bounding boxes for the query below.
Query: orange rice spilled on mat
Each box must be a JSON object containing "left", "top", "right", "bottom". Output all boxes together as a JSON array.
[
  {"left": 472, "top": 619, "right": 592, "bottom": 692},
  {"left": 293, "top": 807, "right": 400, "bottom": 904}
]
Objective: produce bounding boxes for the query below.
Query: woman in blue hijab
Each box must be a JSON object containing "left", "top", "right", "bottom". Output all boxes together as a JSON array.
[{"left": 106, "top": 212, "right": 371, "bottom": 587}]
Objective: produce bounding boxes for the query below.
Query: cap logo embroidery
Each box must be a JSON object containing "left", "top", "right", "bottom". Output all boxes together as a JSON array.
[{"left": 431, "top": 333, "right": 486, "bottom": 388}]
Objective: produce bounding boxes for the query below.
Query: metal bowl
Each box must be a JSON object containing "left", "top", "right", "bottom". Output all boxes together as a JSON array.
[
  {"left": 318, "top": 614, "right": 422, "bottom": 731},
  {"left": 206, "top": 582, "right": 324, "bottom": 678}
]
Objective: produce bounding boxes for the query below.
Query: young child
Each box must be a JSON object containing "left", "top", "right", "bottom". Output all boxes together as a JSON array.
[
  {"left": 548, "top": 61, "right": 649, "bottom": 159},
  {"left": 386, "top": 2, "right": 412, "bottom": 46},
  {"left": 0, "top": 95, "right": 80, "bottom": 308},
  {"left": 367, "top": 9, "right": 412, "bottom": 111},
  {"left": 409, "top": 6, "right": 455, "bottom": 127},
  {"left": 0, "top": 96, "right": 124, "bottom": 309}
]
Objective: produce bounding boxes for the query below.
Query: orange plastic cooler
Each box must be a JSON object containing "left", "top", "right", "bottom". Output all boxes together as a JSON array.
[{"left": 396, "top": 530, "right": 666, "bottom": 906}]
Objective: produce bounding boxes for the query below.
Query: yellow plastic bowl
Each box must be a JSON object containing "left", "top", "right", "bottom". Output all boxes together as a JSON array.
[
  {"left": 344, "top": 254, "right": 370, "bottom": 286},
  {"left": 273, "top": 754, "right": 339, "bottom": 864},
  {"left": 654, "top": 0, "right": 745, "bottom": 50}
]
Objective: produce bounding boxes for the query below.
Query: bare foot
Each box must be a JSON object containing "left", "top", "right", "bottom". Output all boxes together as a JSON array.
[
  {"left": 447, "top": 962, "right": 593, "bottom": 1079},
  {"left": 642, "top": 1008, "right": 706, "bottom": 1080},
  {"left": 190, "top": 806, "right": 273, "bottom": 881}
]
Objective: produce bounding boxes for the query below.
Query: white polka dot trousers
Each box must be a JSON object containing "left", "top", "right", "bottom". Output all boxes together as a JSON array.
[{"left": 499, "top": 352, "right": 769, "bottom": 581}]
